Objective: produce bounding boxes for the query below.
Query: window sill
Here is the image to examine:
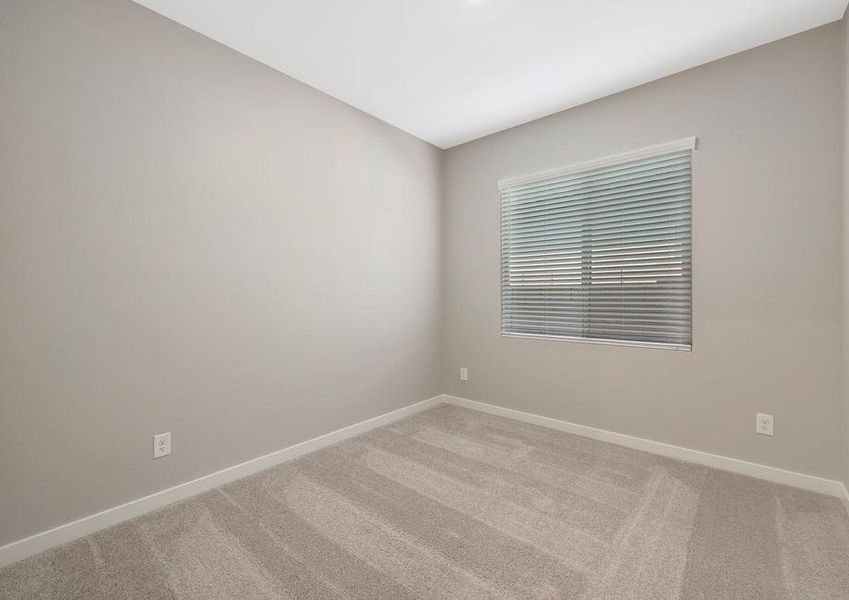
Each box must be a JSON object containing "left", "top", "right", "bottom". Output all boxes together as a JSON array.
[{"left": 500, "top": 331, "right": 692, "bottom": 352}]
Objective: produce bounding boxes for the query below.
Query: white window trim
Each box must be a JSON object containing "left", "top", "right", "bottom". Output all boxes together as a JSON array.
[
  {"left": 498, "top": 136, "right": 697, "bottom": 191},
  {"left": 499, "top": 136, "right": 697, "bottom": 351},
  {"left": 500, "top": 331, "right": 692, "bottom": 352}
]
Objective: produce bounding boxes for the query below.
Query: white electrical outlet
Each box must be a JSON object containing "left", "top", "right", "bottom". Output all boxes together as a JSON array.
[
  {"left": 459, "top": 367, "right": 468, "bottom": 381},
  {"left": 153, "top": 432, "right": 171, "bottom": 458},
  {"left": 756, "top": 414, "right": 774, "bottom": 436}
]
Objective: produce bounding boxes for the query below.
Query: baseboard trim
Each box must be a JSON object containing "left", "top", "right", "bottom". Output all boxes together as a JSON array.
[
  {"left": 0, "top": 395, "right": 442, "bottom": 568},
  {"left": 442, "top": 394, "right": 847, "bottom": 500},
  {"left": 3, "top": 393, "right": 845, "bottom": 568},
  {"left": 840, "top": 483, "right": 849, "bottom": 518}
]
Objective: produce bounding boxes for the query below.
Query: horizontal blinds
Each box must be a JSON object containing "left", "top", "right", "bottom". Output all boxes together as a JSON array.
[{"left": 500, "top": 147, "right": 692, "bottom": 348}]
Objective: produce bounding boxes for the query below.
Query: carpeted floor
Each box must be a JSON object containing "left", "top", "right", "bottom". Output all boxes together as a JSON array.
[{"left": 2, "top": 404, "right": 848, "bottom": 599}]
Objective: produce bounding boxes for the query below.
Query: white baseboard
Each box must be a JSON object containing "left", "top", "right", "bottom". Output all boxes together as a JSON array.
[
  {"left": 442, "top": 395, "right": 848, "bottom": 501},
  {"left": 0, "top": 395, "right": 442, "bottom": 568},
  {"left": 840, "top": 483, "right": 849, "bottom": 518},
  {"left": 3, "top": 392, "right": 846, "bottom": 568}
]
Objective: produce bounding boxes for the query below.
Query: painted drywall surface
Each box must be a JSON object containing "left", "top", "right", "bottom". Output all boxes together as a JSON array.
[
  {"left": 442, "top": 23, "right": 844, "bottom": 480},
  {"left": 0, "top": 0, "right": 441, "bottom": 546},
  {"left": 843, "top": 12, "right": 849, "bottom": 490}
]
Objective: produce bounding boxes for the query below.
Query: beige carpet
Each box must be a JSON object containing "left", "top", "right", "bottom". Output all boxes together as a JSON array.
[{"left": 2, "top": 404, "right": 848, "bottom": 599}]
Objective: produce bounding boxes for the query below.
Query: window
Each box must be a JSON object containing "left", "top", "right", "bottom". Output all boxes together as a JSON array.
[{"left": 500, "top": 138, "right": 695, "bottom": 350}]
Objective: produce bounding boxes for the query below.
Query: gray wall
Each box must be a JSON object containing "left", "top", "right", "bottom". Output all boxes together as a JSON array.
[
  {"left": 442, "top": 23, "right": 845, "bottom": 480},
  {"left": 2, "top": 0, "right": 847, "bottom": 551},
  {"left": 843, "top": 13, "right": 849, "bottom": 490},
  {"left": 0, "top": 0, "right": 441, "bottom": 546}
]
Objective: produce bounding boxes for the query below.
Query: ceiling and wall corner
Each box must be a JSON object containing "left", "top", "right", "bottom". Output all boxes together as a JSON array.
[
  {"left": 440, "top": 22, "right": 846, "bottom": 481},
  {"left": 132, "top": 0, "right": 849, "bottom": 148},
  {"left": 0, "top": 0, "right": 442, "bottom": 548},
  {"left": 3, "top": 0, "right": 849, "bottom": 559}
]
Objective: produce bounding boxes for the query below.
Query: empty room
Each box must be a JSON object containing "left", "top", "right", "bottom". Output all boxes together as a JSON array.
[{"left": 3, "top": 0, "right": 849, "bottom": 598}]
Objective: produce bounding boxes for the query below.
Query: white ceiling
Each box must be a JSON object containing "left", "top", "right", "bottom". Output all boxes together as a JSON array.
[{"left": 133, "top": 0, "right": 848, "bottom": 148}]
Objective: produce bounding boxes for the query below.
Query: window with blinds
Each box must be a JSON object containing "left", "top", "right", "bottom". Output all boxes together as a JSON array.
[{"left": 500, "top": 138, "right": 694, "bottom": 350}]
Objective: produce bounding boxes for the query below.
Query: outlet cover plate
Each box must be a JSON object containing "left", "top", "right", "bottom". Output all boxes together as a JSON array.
[
  {"left": 756, "top": 414, "right": 774, "bottom": 436},
  {"left": 153, "top": 432, "right": 172, "bottom": 458}
]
